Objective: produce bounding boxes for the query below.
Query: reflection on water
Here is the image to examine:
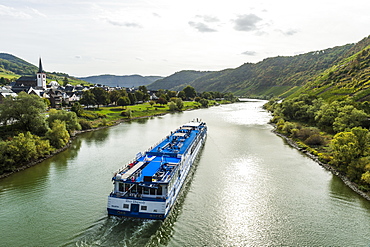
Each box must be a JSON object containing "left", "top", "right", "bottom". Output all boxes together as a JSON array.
[{"left": 82, "top": 127, "right": 110, "bottom": 146}]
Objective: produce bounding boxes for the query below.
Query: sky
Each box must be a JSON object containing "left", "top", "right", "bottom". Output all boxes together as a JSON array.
[{"left": 1, "top": 0, "right": 369, "bottom": 77}]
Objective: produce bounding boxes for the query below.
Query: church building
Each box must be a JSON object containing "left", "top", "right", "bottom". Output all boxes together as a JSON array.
[{"left": 12, "top": 58, "right": 47, "bottom": 92}]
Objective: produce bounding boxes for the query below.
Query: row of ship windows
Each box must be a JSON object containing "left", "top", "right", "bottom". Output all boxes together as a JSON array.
[
  {"left": 123, "top": 204, "right": 148, "bottom": 211},
  {"left": 119, "top": 183, "right": 163, "bottom": 195}
]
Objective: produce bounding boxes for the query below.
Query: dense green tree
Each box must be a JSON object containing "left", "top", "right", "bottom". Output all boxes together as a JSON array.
[
  {"left": 167, "top": 91, "right": 177, "bottom": 98},
  {"left": 109, "top": 90, "right": 121, "bottom": 105},
  {"left": 351, "top": 127, "right": 370, "bottom": 157},
  {"left": 157, "top": 97, "right": 167, "bottom": 105},
  {"left": 138, "top": 86, "right": 150, "bottom": 101},
  {"left": 128, "top": 93, "right": 137, "bottom": 105},
  {"left": 91, "top": 87, "right": 110, "bottom": 107},
  {"left": 80, "top": 90, "right": 96, "bottom": 107},
  {"left": 0, "top": 132, "right": 53, "bottom": 172},
  {"left": 279, "top": 94, "right": 317, "bottom": 121},
  {"left": 362, "top": 171, "right": 370, "bottom": 184},
  {"left": 117, "top": 96, "right": 130, "bottom": 107},
  {"left": 183, "top": 86, "right": 196, "bottom": 100},
  {"left": 333, "top": 105, "right": 368, "bottom": 133},
  {"left": 0, "top": 77, "right": 7, "bottom": 85},
  {"left": 201, "top": 92, "right": 212, "bottom": 100},
  {"left": 199, "top": 98, "right": 209, "bottom": 108},
  {"left": 314, "top": 101, "right": 340, "bottom": 133},
  {"left": 168, "top": 102, "right": 177, "bottom": 112},
  {"left": 135, "top": 90, "right": 144, "bottom": 102},
  {"left": 175, "top": 98, "right": 183, "bottom": 111},
  {"left": 155, "top": 89, "right": 165, "bottom": 98},
  {"left": 0, "top": 92, "right": 48, "bottom": 135},
  {"left": 330, "top": 131, "right": 359, "bottom": 171},
  {"left": 330, "top": 127, "right": 370, "bottom": 175},
  {"left": 45, "top": 120, "right": 70, "bottom": 149},
  {"left": 178, "top": 91, "right": 186, "bottom": 100},
  {"left": 71, "top": 102, "right": 84, "bottom": 117},
  {"left": 47, "top": 109, "right": 81, "bottom": 134}
]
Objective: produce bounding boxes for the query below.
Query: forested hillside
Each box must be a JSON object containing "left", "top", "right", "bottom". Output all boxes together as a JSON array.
[
  {"left": 192, "top": 45, "right": 353, "bottom": 97},
  {"left": 148, "top": 41, "right": 362, "bottom": 97},
  {"left": 0, "top": 53, "right": 38, "bottom": 76},
  {"left": 148, "top": 70, "right": 212, "bottom": 90},
  {"left": 291, "top": 36, "right": 370, "bottom": 101},
  {"left": 79, "top": 74, "right": 162, "bottom": 88}
]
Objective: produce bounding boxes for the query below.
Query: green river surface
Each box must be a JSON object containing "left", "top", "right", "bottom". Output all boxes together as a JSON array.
[{"left": 1, "top": 99, "right": 370, "bottom": 246}]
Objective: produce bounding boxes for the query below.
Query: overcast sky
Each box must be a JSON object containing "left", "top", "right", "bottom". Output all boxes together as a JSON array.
[{"left": 1, "top": 0, "right": 369, "bottom": 77}]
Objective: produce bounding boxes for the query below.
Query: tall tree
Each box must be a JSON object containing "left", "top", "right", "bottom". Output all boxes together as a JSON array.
[
  {"left": 47, "top": 109, "right": 81, "bottom": 134},
  {"left": 91, "top": 88, "right": 110, "bottom": 107},
  {"left": 0, "top": 92, "right": 48, "bottom": 135},
  {"left": 45, "top": 120, "right": 70, "bottom": 149},
  {"left": 80, "top": 90, "right": 96, "bottom": 108},
  {"left": 183, "top": 86, "right": 196, "bottom": 100}
]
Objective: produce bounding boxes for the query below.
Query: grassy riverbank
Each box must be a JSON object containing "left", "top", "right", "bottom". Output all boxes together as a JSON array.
[{"left": 80, "top": 101, "right": 216, "bottom": 128}]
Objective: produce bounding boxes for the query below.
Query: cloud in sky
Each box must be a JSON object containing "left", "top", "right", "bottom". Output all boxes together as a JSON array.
[
  {"left": 188, "top": 21, "right": 217, "bottom": 33},
  {"left": 102, "top": 18, "right": 142, "bottom": 28},
  {"left": 242, "top": 51, "right": 257, "bottom": 56},
  {"left": 233, "top": 14, "right": 263, "bottom": 32},
  {"left": 1, "top": 0, "right": 369, "bottom": 77},
  {"left": 189, "top": 15, "right": 220, "bottom": 32}
]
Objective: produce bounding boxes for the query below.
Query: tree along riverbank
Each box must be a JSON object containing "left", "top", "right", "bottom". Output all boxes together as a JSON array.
[{"left": 272, "top": 128, "right": 370, "bottom": 201}]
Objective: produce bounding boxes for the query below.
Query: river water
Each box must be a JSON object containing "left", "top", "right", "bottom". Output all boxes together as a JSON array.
[{"left": 1, "top": 100, "right": 370, "bottom": 247}]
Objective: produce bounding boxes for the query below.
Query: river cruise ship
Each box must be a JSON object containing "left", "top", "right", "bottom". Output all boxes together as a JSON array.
[{"left": 107, "top": 120, "right": 207, "bottom": 220}]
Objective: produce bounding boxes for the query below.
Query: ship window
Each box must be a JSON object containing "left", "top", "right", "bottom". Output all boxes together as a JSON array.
[
  {"left": 119, "top": 183, "right": 124, "bottom": 192},
  {"left": 143, "top": 187, "right": 149, "bottom": 194},
  {"left": 131, "top": 185, "right": 137, "bottom": 193},
  {"left": 149, "top": 188, "right": 156, "bottom": 195},
  {"left": 157, "top": 186, "right": 163, "bottom": 195},
  {"left": 141, "top": 206, "right": 147, "bottom": 211},
  {"left": 123, "top": 204, "right": 129, "bottom": 209}
]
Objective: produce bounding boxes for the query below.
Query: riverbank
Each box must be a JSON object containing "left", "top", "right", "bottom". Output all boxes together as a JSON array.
[{"left": 272, "top": 129, "right": 370, "bottom": 201}]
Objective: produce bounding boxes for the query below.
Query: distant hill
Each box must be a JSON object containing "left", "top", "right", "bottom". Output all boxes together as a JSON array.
[
  {"left": 0, "top": 53, "right": 38, "bottom": 76},
  {"left": 146, "top": 43, "right": 358, "bottom": 98},
  {"left": 188, "top": 44, "right": 355, "bottom": 97},
  {"left": 147, "top": 70, "right": 213, "bottom": 90},
  {"left": 79, "top": 74, "right": 163, "bottom": 88}
]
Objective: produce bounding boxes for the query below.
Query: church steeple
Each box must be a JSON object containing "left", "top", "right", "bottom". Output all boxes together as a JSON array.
[
  {"left": 38, "top": 57, "right": 44, "bottom": 73},
  {"left": 36, "top": 57, "right": 46, "bottom": 89}
]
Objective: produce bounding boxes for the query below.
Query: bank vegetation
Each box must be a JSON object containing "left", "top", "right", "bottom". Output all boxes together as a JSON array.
[{"left": 264, "top": 94, "right": 370, "bottom": 196}]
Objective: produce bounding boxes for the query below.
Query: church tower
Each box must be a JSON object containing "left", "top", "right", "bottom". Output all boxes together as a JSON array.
[{"left": 36, "top": 57, "right": 46, "bottom": 89}]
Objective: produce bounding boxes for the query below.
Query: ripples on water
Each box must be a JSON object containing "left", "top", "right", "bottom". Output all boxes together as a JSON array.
[{"left": 65, "top": 146, "right": 204, "bottom": 247}]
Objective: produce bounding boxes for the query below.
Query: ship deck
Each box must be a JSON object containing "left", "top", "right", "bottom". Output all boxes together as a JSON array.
[{"left": 114, "top": 121, "right": 205, "bottom": 184}]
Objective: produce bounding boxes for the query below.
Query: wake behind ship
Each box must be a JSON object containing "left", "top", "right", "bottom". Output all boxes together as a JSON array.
[{"left": 107, "top": 120, "right": 207, "bottom": 220}]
